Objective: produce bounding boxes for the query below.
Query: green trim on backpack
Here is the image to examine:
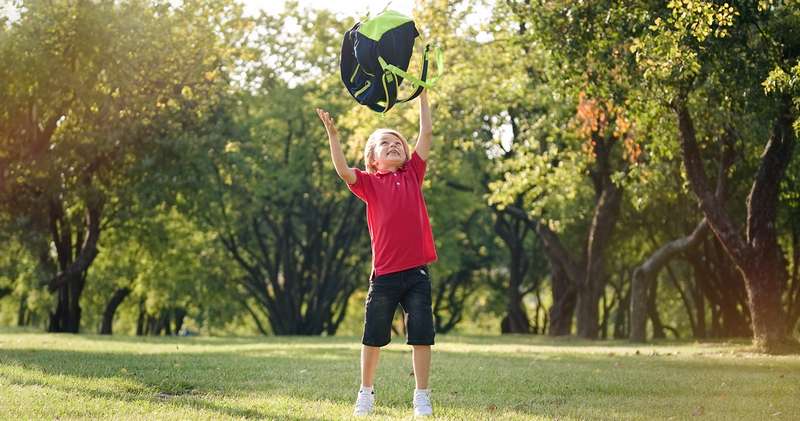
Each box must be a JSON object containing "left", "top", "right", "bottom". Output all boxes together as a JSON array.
[
  {"left": 349, "top": 63, "right": 361, "bottom": 83},
  {"left": 354, "top": 80, "right": 371, "bottom": 97},
  {"left": 380, "top": 73, "right": 391, "bottom": 113},
  {"left": 358, "top": 10, "right": 413, "bottom": 41},
  {"left": 377, "top": 45, "right": 444, "bottom": 90}
]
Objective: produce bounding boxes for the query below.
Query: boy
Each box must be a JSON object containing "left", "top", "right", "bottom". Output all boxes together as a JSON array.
[{"left": 315, "top": 90, "right": 436, "bottom": 417}]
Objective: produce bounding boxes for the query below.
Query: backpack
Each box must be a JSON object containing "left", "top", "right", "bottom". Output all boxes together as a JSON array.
[{"left": 340, "top": 10, "right": 442, "bottom": 113}]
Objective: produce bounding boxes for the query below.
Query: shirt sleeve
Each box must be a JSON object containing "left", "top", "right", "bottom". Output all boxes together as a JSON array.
[
  {"left": 346, "top": 168, "right": 371, "bottom": 203},
  {"left": 408, "top": 151, "right": 427, "bottom": 186}
]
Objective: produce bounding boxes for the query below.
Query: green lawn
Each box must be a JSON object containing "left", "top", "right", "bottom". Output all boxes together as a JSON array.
[{"left": 0, "top": 329, "right": 798, "bottom": 420}]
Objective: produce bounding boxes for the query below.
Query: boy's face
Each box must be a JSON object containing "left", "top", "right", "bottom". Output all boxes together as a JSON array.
[{"left": 373, "top": 133, "right": 407, "bottom": 169}]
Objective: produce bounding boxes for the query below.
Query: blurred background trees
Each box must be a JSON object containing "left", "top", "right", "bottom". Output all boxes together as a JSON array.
[{"left": 1, "top": 0, "right": 797, "bottom": 353}]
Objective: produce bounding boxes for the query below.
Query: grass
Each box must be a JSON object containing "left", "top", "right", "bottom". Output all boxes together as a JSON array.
[{"left": 0, "top": 329, "right": 798, "bottom": 420}]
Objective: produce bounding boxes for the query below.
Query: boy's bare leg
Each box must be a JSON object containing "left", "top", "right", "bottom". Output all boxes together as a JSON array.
[
  {"left": 360, "top": 345, "right": 381, "bottom": 387},
  {"left": 411, "top": 345, "right": 431, "bottom": 389}
]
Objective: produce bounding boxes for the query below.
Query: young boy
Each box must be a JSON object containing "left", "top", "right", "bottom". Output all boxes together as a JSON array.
[{"left": 315, "top": 90, "right": 436, "bottom": 417}]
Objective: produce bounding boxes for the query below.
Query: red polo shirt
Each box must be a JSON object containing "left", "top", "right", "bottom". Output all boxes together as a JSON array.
[{"left": 348, "top": 151, "right": 437, "bottom": 276}]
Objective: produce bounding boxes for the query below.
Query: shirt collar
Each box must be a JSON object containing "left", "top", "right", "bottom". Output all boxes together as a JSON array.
[{"left": 375, "top": 161, "right": 408, "bottom": 177}]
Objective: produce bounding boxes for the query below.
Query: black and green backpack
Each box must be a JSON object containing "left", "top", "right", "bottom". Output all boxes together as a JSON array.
[{"left": 340, "top": 10, "right": 442, "bottom": 113}]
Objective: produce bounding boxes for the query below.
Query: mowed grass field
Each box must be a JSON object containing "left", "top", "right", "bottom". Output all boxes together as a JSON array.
[{"left": 0, "top": 329, "right": 798, "bottom": 420}]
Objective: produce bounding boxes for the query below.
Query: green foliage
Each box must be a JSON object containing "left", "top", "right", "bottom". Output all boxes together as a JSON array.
[
  {"left": 79, "top": 208, "right": 238, "bottom": 334},
  {"left": 0, "top": 0, "right": 256, "bottom": 331},
  {"left": 0, "top": 239, "right": 52, "bottom": 327},
  {"left": 1, "top": 0, "right": 798, "bottom": 341}
]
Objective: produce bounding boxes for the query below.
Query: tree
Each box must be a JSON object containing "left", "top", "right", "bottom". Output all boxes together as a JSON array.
[
  {"left": 0, "top": 0, "right": 252, "bottom": 332},
  {"left": 176, "top": 6, "right": 374, "bottom": 335},
  {"left": 487, "top": 0, "right": 649, "bottom": 338},
  {"left": 78, "top": 207, "right": 232, "bottom": 335},
  {"left": 633, "top": 0, "right": 799, "bottom": 352}
]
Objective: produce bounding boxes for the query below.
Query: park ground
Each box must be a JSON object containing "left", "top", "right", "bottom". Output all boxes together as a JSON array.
[{"left": 0, "top": 329, "right": 798, "bottom": 420}]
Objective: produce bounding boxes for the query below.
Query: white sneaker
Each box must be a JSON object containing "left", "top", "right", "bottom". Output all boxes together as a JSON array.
[
  {"left": 413, "top": 389, "right": 433, "bottom": 417},
  {"left": 353, "top": 388, "right": 375, "bottom": 416}
]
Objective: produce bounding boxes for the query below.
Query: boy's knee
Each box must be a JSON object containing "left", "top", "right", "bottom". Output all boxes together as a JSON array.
[{"left": 362, "top": 338, "right": 390, "bottom": 347}]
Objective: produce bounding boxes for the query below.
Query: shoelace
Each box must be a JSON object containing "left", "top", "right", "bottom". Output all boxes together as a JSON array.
[
  {"left": 413, "top": 391, "right": 431, "bottom": 408},
  {"left": 355, "top": 391, "right": 373, "bottom": 409}
]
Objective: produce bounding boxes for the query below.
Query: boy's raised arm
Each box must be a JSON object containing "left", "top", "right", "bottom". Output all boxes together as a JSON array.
[
  {"left": 316, "top": 108, "right": 357, "bottom": 184},
  {"left": 415, "top": 90, "right": 433, "bottom": 160}
]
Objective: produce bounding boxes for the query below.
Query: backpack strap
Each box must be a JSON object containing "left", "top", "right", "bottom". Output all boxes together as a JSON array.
[
  {"left": 394, "top": 45, "right": 430, "bottom": 104},
  {"left": 377, "top": 44, "right": 443, "bottom": 90},
  {"left": 370, "top": 71, "right": 398, "bottom": 113},
  {"left": 378, "top": 72, "right": 393, "bottom": 113}
]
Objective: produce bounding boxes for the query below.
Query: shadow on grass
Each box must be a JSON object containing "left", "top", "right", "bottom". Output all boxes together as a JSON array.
[
  {"left": 48, "top": 331, "right": 358, "bottom": 346},
  {"left": 2, "top": 338, "right": 799, "bottom": 420},
  {"left": 0, "top": 328, "right": 774, "bottom": 351},
  {"left": 0, "top": 346, "right": 361, "bottom": 420},
  {"left": 439, "top": 333, "right": 760, "bottom": 348}
]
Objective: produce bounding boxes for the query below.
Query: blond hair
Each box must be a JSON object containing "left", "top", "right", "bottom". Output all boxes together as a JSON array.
[{"left": 363, "top": 128, "right": 410, "bottom": 173}]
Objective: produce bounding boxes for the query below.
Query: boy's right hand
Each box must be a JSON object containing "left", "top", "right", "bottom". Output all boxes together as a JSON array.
[
  {"left": 317, "top": 108, "right": 356, "bottom": 184},
  {"left": 316, "top": 108, "right": 339, "bottom": 139}
]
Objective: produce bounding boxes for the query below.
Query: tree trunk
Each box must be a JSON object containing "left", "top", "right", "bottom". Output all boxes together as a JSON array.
[
  {"left": 48, "top": 271, "right": 86, "bottom": 333},
  {"left": 740, "top": 257, "right": 789, "bottom": 348},
  {"left": 161, "top": 310, "right": 172, "bottom": 335},
  {"left": 100, "top": 287, "right": 131, "bottom": 335},
  {"left": 136, "top": 298, "right": 146, "bottom": 336},
  {"left": 17, "top": 293, "right": 27, "bottom": 327},
  {"left": 691, "top": 275, "right": 706, "bottom": 339},
  {"left": 495, "top": 210, "right": 532, "bottom": 334},
  {"left": 647, "top": 280, "right": 665, "bottom": 339},
  {"left": 145, "top": 314, "right": 154, "bottom": 335},
  {"left": 503, "top": 206, "right": 581, "bottom": 336},
  {"left": 147, "top": 312, "right": 170, "bottom": 336},
  {"left": 630, "top": 219, "right": 708, "bottom": 342},
  {"left": 47, "top": 200, "right": 103, "bottom": 333},
  {"left": 577, "top": 130, "right": 623, "bottom": 339},
  {"left": 675, "top": 96, "right": 797, "bottom": 353},
  {"left": 174, "top": 307, "right": 187, "bottom": 334},
  {"left": 576, "top": 185, "right": 622, "bottom": 339},
  {"left": 502, "top": 292, "right": 531, "bottom": 334},
  {"left": 690, "top": 238, "right": 752, "bottom": 338},
  {"left": 548, "top": 258, "right": 577, "bottom": 336},
  {"left": 576, "top": 288, "right": 599, "bottom": 338},
  {"left": 788, "top": 223, "right": 800, "bottom": 334},
  {"left": 613, "top": 284, "right": 630, "bottom": 339}
]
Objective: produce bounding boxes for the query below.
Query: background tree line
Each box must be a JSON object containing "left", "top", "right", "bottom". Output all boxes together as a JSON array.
[{"left": 1, "top": 0, "right": 798, "bottom": 353}]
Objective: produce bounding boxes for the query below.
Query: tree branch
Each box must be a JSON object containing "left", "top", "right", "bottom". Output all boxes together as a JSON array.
[
  {"left": 673, "top": 96, "right": 749, "bottom": 264},
  {"left": 746, "top": 96, "right": 796, "bottom": 247}
]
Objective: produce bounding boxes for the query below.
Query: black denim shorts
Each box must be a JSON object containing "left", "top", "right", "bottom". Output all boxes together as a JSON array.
[{"left": 362, "top": 265, "right": 436, "bottom": 347}]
